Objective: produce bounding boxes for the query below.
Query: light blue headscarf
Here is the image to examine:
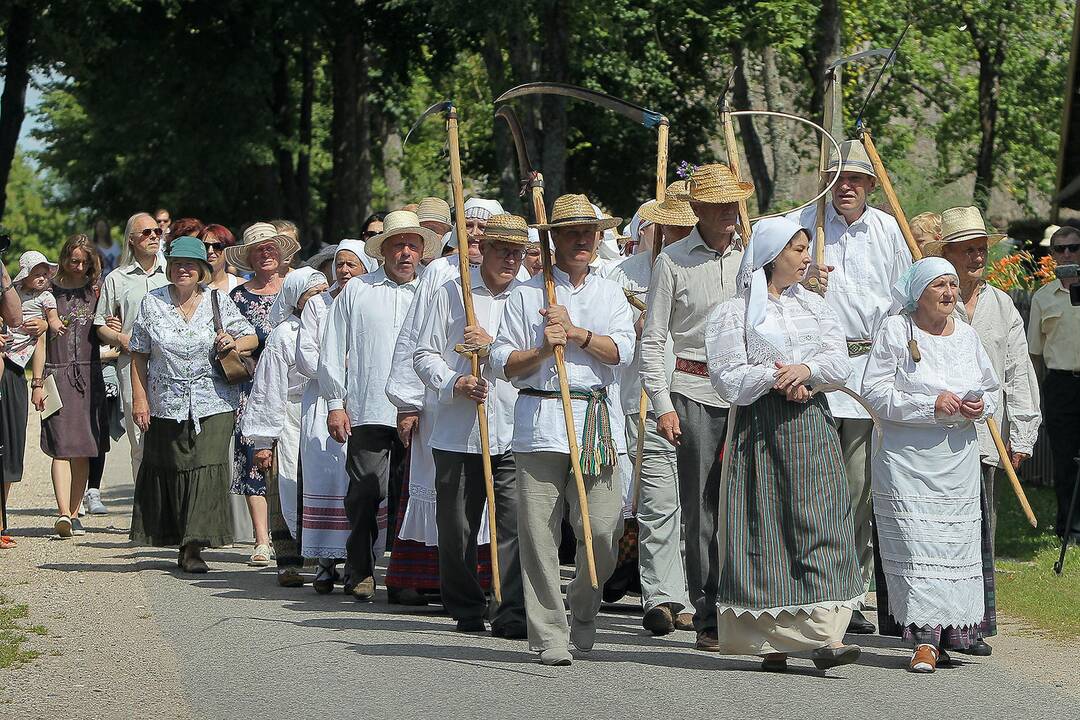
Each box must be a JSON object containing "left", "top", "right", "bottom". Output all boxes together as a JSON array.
[{"left": 892, "top": 257, "right": 957, "bottom": 312}]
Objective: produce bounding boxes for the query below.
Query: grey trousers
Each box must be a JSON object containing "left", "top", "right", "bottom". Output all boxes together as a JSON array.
[
  {"left": 626, "top": 413, "right": 692, "bottom": 613},
  {"left": 670, "top": 393, "right": 726, "bottom": 632},
  {"left": 433, "top": 449, "right": 525, "bottom": 628},
  {"left": 836, "top": 418, "right": 874, "bottom": 594},
  {"left": 516, "top": 451, "right": 622, "bottom": 653},
  {"left": 981, "top": 462, "right": 999, "bottom": 556}
]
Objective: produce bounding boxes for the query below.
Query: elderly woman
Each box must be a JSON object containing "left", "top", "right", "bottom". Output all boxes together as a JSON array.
[
  {"left": 863, "top": 257, "right": 1001, "bottom": 673},
  {"left": 128, "top": 237, "right": 257, "bottom": 573},
  {"left": 241, "top": 267, "right": 328, "bottom": 587},
  {"left": 704, "top": 216, "right": 863, "bottom": 673},
  {"left": 223, "top": 223, "right": 299, "bottom": 565}
]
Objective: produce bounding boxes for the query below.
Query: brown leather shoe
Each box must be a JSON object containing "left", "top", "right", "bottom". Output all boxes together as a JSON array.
[
  {"left": 674, "top": 611, "right": 695, "bottom": 632},
  {"left": 761, "top": 653, "right": 788, "bottom": 672},
  {"left": 695, "top": 629, "right": 720, "bottom": 652},
  {"left": 350, "top": 576, "right": 376, "bottom": 602},
  {"left": 909, "top": 644, "right": 938, "bottom": 673},
  {"left": 642, "top": 605, "right": 675, "bottom": 635}
]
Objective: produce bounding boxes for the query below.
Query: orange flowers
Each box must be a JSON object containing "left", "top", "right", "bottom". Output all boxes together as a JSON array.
[{"left": 986, "top": 251, "right": 1057, "bottom": 292}]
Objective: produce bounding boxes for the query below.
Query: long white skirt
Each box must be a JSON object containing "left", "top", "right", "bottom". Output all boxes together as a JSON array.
[
  {"left": 872, "top": 419, "right": 984, "bottom": 630},
  {"left": 277, "top": 398, "right": 302, "bottom": 536}
]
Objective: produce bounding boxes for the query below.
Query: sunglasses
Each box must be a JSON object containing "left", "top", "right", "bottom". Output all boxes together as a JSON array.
[
  {"left": 132, "top": 227, "right": 163, "bottom": 239},
  {"left": 1051, "top": 243, "right": 1080, "bottom": 254},
  {"left": 361, "top": 230, "right": 380, "bottom": 239},
  {"left": 203, "top": 242, "right": 226, "bottom": 251}
]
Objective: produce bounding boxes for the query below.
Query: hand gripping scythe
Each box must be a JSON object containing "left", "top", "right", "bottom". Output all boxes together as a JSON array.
[
  {"left": 404, "top": 101, "right": 503, "bottom": 601},
  {"left": 852, "top": 29, "right": 1038, "bottom": 528},
  {"left": 495, "top": 84, "right": 671, "bottom": 523},
  {"left": 494, "top": 104, "right": 599, "bottom": 588}
]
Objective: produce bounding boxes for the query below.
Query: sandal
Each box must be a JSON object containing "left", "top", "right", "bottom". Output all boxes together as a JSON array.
[
  {"left": 909, "top": 644, "right": 938, "bottom": 673},
  {"left": 0, "top": 535, "right": 16, "bottom": 549},
  {"left": 248, "top": 543, "right": 273, "bottom": 567}
]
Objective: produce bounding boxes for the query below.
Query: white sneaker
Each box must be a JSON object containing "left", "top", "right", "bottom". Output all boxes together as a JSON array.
[{"left": 84, "top": 488, "right": 108, "bottom": 515}]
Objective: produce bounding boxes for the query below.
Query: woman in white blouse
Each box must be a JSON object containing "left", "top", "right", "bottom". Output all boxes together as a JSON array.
[
  {"left": 862, "top": 257, "right": 1000, "bottom": 673},
  {"left": 241, "top": 267, "right": 328, "bottom": 587},
  {"left": 704, "top": 216, "right": 863, "bottom": 673},
  {"left": 128, "top": 237, "right": 257, "bottom": 573}
]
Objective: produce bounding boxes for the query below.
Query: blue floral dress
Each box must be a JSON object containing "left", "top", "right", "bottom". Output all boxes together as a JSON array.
[{"left": 229, "top": 284, "right": 278, "bottom": 496}]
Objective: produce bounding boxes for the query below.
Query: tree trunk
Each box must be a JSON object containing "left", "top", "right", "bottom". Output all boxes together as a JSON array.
[
  {"left": 538, "top": 0, "right": 569, "bottom": 202},
  {"left": 761, "top": 45, "right": 798, "bottom": 205},
  {"left": 808, "top": 0, "right": 841, "bottom": 121},
  {"left": 0, "top": 3, "right": 33, "bottom": 222},
  {"left": 272, "top": 42, "right": 297, "bottom": 221},
  {"left": 966, "top": 8, "right": 1010, "bottom": 210},
  {"left": 479, "top": 27, "right": 518, "bottom": 208},
  {"left": 324, "top": 19, "right": 367, "bottom": 243},
  {"left": 731, "top": 45, "right": 773, "bottom": 213},
  {"left": 297, "top": 31, "right": 314, "bottom": 248}
]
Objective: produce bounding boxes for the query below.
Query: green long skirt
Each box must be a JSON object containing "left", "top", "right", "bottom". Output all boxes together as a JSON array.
[{"left": 130, "top": 411, "right": 235, "bottom": 548}]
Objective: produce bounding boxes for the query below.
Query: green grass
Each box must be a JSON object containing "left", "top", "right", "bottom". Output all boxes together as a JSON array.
[
  {"left": 994, "top": 477, "right": 1080, "bottom": 640},
  {"left": 0, "top": 594, "right": 40, "bottom": 669}
]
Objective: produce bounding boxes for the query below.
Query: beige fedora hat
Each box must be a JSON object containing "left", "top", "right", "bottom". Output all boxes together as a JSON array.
[
  {"left": 479, "top": 213, "right": 536, "bottom": 246},
  {"left": 825, "top": 139, "right": 876, "bottom": 177},
  {"left": 924, "top": 205, "right": 1005, "bottom": 256},
  {"left": 687, "top": 164, "right": 754, "bottom": 204},
  {"left": 366, "top": 210, "right": 440, "bottom": 260},
  {"left": 416, "top": 197, "right": 451, "bottom": 226},
  {"left": 225, "top": 221, "right": 301, "bottom": 272},
  {"left": 533, "top": 194, "right": 622, "bottom": 232},
  {"left": 639, "top": 180, "right": 699, "bottom": 227}
]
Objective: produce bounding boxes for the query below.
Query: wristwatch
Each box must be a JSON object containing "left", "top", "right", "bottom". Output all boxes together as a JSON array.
[{"left": 30, "top": 377, "right": 44, "bottom": 389}]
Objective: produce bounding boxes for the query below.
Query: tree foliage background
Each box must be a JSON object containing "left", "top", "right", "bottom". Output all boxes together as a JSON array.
[{"left": 0, "top": 0, "right": 1073, "bottom": 259}]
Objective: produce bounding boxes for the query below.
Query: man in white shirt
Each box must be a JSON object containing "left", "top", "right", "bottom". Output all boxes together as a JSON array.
[
  {"left": 94, "top": 211, "right": 169, "bottom": 485},
  {"left": 640, "top": 163, "right": 750, "bottom": 651},
  {"left": 789, "top": 140, "right": 912, "bottom": 633},
  {"left": 414, "top": 213, "right": 531, "bottom": 637},
  {"left": 491, "top": 194, "right": 636, "bottom": 666},
  {"left": 319, "top": 210, "right": 438, "bottom": 602}
]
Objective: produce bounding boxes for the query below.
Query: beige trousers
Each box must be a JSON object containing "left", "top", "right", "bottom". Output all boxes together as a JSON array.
[{"left": 837, "top": 418, "right": 875, "bottom": 595}]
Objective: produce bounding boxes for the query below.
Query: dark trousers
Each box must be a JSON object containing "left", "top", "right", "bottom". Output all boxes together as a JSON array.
[
  {"left": 671, "top": 392, "right": 726, "bottom": 632},
  {"left": 433, "top": 449, "right": 524, "bottom": 627},
  {"left": 344, "top": 424, "right": 404, "bottom": 583},
  {"left": 1045, "top": 371, "right": 1080, "bottom": 539}
]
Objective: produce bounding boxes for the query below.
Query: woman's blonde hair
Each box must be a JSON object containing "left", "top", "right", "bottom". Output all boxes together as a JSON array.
[
  {"left": 166, "top": 257, "right": 211, "bottom": 285},
  {"left": 909, "top": 212, "right": 942, "bottom": 250}
]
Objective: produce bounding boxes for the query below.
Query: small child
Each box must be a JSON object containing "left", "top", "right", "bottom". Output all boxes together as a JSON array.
[{"left": 4, "top": 251, "right": 60, "bottom": 368}]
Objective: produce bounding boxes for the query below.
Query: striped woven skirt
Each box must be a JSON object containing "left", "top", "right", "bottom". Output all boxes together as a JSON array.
[{"left": 716, "top": 392, "right": 863, "bottom": 654}]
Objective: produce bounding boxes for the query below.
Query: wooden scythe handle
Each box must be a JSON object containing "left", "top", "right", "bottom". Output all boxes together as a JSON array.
[
  {"left": 987, "top": 417, "right": 1037, "bottom": 529},
  {"left": 860, "top": 129, "right": 922, "bottom": 261}
]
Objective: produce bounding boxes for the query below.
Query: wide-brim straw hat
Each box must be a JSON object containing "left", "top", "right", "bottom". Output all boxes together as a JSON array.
[
  {"left": 416, "top": 197, "right": 452, "bottom": 226},
  {"left": 366, "top": 210, "right": 440, "bottom": 260},
  {"left": 639, "top": 180, "right": 699, "bottom": 227},
  {"left": 532, "top": 194, "right": 622, "bottom": 231},
  {"left": 479, "top": 213, "right": 536, "bottom": 246},
  {"left": 687, "top": 164, "right": 754, "bottom": 204},
  {"left": 825, "top": 139, "right": 876, "bottom": 178},
  {"left": 923, "top": 205, "right": 1005, "bottom": 256},
  {"left": 225, "top": 221, "right": 301, "bottom": 272}
]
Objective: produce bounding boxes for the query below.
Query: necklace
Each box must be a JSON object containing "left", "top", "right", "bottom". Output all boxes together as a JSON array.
[{"left": 172, "top": 287, "right": 203, "bottom": 321}]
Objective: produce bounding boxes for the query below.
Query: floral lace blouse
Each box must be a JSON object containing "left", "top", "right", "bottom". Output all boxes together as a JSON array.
[{"left": 130, "top": 286, "right": 255, "bottom": 432}]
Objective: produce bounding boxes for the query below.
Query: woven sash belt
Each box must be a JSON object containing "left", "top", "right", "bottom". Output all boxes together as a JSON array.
[
  {"left": 519, "top": 387, "right": 616, "bottom": 476},
  {"left": 675, "top": 357, "right": 709, "bottom": 378},
  {"left": 846, "top": 339, "right": 872, "bottom": 358}
]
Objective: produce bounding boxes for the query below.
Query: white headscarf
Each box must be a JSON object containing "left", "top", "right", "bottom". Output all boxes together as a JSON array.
[
  {"left": 269, "top": 267, "right": 327, "bottom": 327},
  {"left": 447, "top": 198, "right": 505, "bottom": 249},
  {"left": 623, "top": 206, "right": 653, "bottom": 255},
  {"left": 590, "top": 203, "right": 623, "bottom": 261},
  {"left": 892, "top": 257, "right": 957, "bottom": 312},
  {"left": 335, "top": 238, "right": 377, "bottom": 278},
  {"left": 737, "top": 216, "right": 806, "bottom": 342}
]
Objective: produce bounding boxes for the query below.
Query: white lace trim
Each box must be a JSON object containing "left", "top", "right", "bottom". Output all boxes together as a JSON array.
[
  {"left": 397, "top": 495, "right": 491, "bottom": 547},
  {"left": 715, "top": 595, "right": 863, "bottom": 620}
]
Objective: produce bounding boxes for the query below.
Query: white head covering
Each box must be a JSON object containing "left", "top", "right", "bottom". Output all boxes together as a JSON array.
[
  {"left": 623, "top": 207, "right": 654, "bottom": 255},
  {"left": 269, "top": 267, "right": 327, "bottom": 327},
  {"left": 736, "top": 216, "right": 806, "bottom": 340},
  {"left": 590, "top": 203, "right": 623, "bottom": 261},
  {"left": 892, "top": 257, "right": 957, "bottom": 312},
  {"left": 447, "top": 198, "right": 505, "bottom": 249},
  {"left": 335, "top": 238, "right": 377, "bottom": 276}
]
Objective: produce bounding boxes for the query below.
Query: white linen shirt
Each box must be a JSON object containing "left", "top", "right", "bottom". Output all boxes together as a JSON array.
[
  {"left": 705, "top": 285, "right": 851, "bottom": 406},
  {"left": 319, "top": 267, "right": 421, "bottom": 428},
  {"left": 490, "top": 267, "right": 636, "bottom": 454},
  {"left": 789, "top": 202, "right": 912, "bottom": 418},
  {"left": 295, "top": 291, "right": 331, "bottom": 382},
  {"left": 93, "top": 257, "right": 170, "bottom": 334},
  {"left": 413, "top": 271, "right": 520, "bottom": 454},
  {"left": 640, "top": 227, "right": 743, "bottom": 415},
  {"left": 129, "top": 285, "right": 255, "bottom": 432},
  {"left": 242, "top": 316, "right": 308, "bottom": 450}
]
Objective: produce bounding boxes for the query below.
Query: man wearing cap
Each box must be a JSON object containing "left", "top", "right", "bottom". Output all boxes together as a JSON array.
[
  {"left": 602, "top": 184, "right": 697, "bottom": 636},
  {"left": 926, "top": 206, "right": 1040, "bottom": 656},
  {"left": 413, "top": 213, "right": 531, "bottom": 637},
  {"left": 319, "top": 210, "right": 438, "bottom": 602},
  {"left": 788, "top": 139, "right": 912, "bottom": 634},
  {"left": 640, "top": 163, "right": 750, "bottom": 651},
  {"left": 491, "top": 194, "right": 635, "bottom": 666},
  {"left": 95, "top": 211, "right": 169, "bottom": 481},
  {"left": 1029, "top": 225, "right": 1080, "bottom": 545}
]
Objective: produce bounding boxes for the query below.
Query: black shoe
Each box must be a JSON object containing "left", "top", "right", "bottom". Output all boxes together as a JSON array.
[
  {"left": 846, "top": 609, "right": 875, "bottom": 635},
  {"left": 456, "top": 618, "right": 486, "bottom": 633},
  {"left": 491, "top": 622, "right": 528, "bottom": 640},
  {"left": 761, "top": 653, "right": 788, "bottom": 672},
  {"left": 812, "top": 644, "right": 861, "bottom": 670},
  {"left": 388, "top": 587, "right": 429, "bottom": 606},
  {"left": 957, "top": 638, "right": 992, "bottom": 656}
]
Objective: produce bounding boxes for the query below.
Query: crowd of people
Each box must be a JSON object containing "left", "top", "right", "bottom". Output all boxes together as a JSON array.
[{"left": 0, "top": 137, "right": 1077, "bottom": 674}]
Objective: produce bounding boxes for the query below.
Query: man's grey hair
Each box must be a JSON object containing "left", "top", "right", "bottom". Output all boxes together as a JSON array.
[{"left": 119, "top": 211, "right": 154, "bottom": 267}]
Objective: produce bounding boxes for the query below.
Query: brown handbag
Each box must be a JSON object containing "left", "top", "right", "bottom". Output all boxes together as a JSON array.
[{"left": 211, "top": 290, "right": 256, "bottom": 385}]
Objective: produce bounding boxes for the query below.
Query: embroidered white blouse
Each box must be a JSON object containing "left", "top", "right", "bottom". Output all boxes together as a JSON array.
[{"left": 129, "top": 286, "right": 255, "bottom": 431}]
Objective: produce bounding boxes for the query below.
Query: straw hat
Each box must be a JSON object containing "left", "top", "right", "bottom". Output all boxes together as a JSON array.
[
  {"left": 416, "top": 197, "right": 451, "bottom": 226},
  {"left": 825, "top": 139, "right": 876, "bottom": 178},
  {"left": 639, "top": 180, "right": 699, "bottom": 227},
  {"left": 13, "top": 250, "right": 58, "bottom": 283},
  {"left": 687, "top": 164, "right": 754, "bottom": 204},
  {"left": 365, "top": 210, "right": 440, "bottom": 260},
  {"left": 479, "top": 213, "right": 536, "bottom": 246},
  {"left": 532, "top": 194, "right": 622, "bottom": 231},
  {"left": 923, "top": 206, "right": 1005, "bottom": 256},
  {"left": 225, "top": 222, "right": 301, "bottom": 272}
]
